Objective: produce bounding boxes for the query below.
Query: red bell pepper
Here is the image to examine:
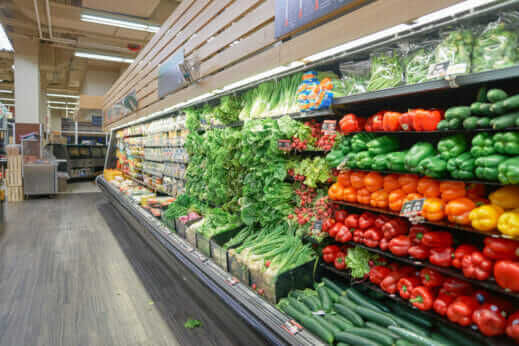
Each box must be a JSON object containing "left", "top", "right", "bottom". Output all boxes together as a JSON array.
[
  {"left": 413, "top": 108, "right": 443, "bottom": 131},
  {"left": 383, "top": 111, "right": 402, "bottom": 131},
  {"left": 389, "top": 236, "right": 411, "bottom": 256},
  {"left": 410, "top": 286, "right": 434, "bottom": 310},
  {"left": 382, "top": 219, "right": 409, "bottom": 240},
  {"left": 387, "top": 262, "right": 400, "bottom": 272},
  {"left": 322, "top": 218, "right": 336, "bottom": 232},
  {"left": 380, "top": 272, "right": 403, "bottom": 294},
  {"left": 322, "top": 245, "right": 340, "bottom": 263},
  {"left": 447, "top": 296, "right": 480, "bottom": 326},
  {"left": 399, "top": 110, "right": 415, "bottom": 131},
  {"left": 433, "top": 293, "right": 456, "bottom": 316},
  {"left": 419, "top": 268, "right": 444, "bottom": 288},
  {"left": 363, "top": 228, "right": 383, "bottom": 248},
  {"left": 365, "top": 113, "right": 384, "bottom": 132},
  {"left": 461, "top": 251, "right": 493, "bottom": 281},
  {"left": 408, "top": 245, "right": 430, "bottom": 259},
  {"left": 374, "top": 215, "right": 391, "bottom": 230},
  {"left": 329, "top": 222, "right": 343, "bottom": 238},
  {"left": 422, "top": 231, "right": 453, "bottom": 248},
  {"left": 442, "top": 278, "right": 473, "bottom": 296},
  {"left": 429, "top": 247, "right": 454, "bottom": 267},
  {"left": 472, "top": 303, "right": 507, "bottom": 336},
  {"left": 339, "top": 114, "right": 361, "bottom": 133},
  {"left": 345, "top": 214, "right": 359, "bottom": 229},
  {"left": 409, "top": 225, "right": 430, "bottom": 244},
  {"left": 334, "top": 210, "right": 348, "bottom": 223},
  {"left": 335, "top": 226, "right": 353, "bottom": 243},
  {"left": 358, "top": 212, "right": 375, "bottom": 230},
  {"left": 397, "top": 276, "right": 421, "bottom": 300},
  {"left": 369, "top": 265, "right": 391, "bottom": 285},
  {"left": 494, "top": 260, "right": 519, "bottom": 292},
  {"left": 452, "top": 244, "right": 478, "bottom": 269},
  {"left": 379, "top": 238, "right": 389, "bottom": 251},
  {"left": 334, "top": 252, "right": 346, "bottom": 270},
  {"left": 506, "top": 312, "right": 519, "bottom": 342},
  {"left": 483, "top": 238, "right": 519, "bottom": 261},
  {"left": 353, "top": 229, "right": 364, "bottom": 243}
]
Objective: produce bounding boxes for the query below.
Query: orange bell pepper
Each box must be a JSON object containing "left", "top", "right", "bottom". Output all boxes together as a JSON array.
[
  {"left": 337, "top": 171, "right": 351, "bottom": 188},
  {"left": 350, "top": 171, "right": 366, "bottom": 189},
  {"left": 440, "top": 181, "right": 466, "bottom": 202},
  {"left": 445, "top": 198, "right": 476, "bottom": 225},
  {"left": 364, "top": 172, "right": 384, "bottom": 192},
  {"left": 467, "top": 183, "right": 486, "bottom": 200},
  {"left": 403, "top": 193, "right": 424, "bottom": 205},
  {"left": 417, "top": 177, "right": 440, "bottom": 198},
  {"left": 398, "top": 174, "right": 419, "bottom": 193},
  {"left": 389, "top": 189, "right": 407, "bottom": 211},
  {"left": 342, "top": 187, "right": 357, "bottom": 203},
  {"left": 422, "top": 198, "right": 445, "bottom": 221},
  {"left": 357, "top": 188, "right": 371, "bottom": 205},
  {"left": 383, "top": 174, "right": 401, "bottom": 192},
  {"left": 328, "top": 183, "right": 344, "bottom": 201},
  {"left": 371, "top": 190, "right": 389, "bottom": 209}
]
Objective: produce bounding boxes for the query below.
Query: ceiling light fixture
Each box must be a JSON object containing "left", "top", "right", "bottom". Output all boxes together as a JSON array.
[
  {"left": 47, "top": 101, "right": 78, "bottom": 105},
  {"left": 80, "top": 13, "right": 160, "bottom": 33},
  {"left": 75, "top": 51, "right": 134, "bottom": 64},
  {"left": 0, "top": 98, "right": 14, "bottom": 101},
  {"left": 413, "top": 0, "right": 499, "bottom": 25},
  {"left": 0, "top": 90, "right": 13, "bottom": 94},
  {"left": 47, "top": 93, "right": 80, "bottom": 99},
  {"left": 48, "top": 106, "right": 71, "bottom": 110},
  {"left": 0, "top": 24, "right": 13, "bottom": 52}
]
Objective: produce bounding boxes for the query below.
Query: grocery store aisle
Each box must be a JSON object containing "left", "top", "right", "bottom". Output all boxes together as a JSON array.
[{"left": 0, "top": 194, "right": 268, "bottom": 346}]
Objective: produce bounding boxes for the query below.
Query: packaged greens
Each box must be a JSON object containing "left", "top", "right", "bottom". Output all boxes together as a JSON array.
[
  {"left": 473, "top": 13, "right": 519, "bottom": 73},
  {"left": 317, "top": 71, "right": 347, "bottom": 98},
  {"left": 433, "top": 27, "right": 473, "bottom": 76},
  {"left": 405, "top": 39, "right": 438, "bottom": 85},
  {"left": 367, "top": 49, "right": 403, "bottom": 91},
  {"left": 339, "top": 60, "right": 369, "bottom": 96}
]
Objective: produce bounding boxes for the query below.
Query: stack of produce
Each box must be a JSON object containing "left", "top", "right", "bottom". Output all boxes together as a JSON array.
[
  {"left": 196, "top": 208, "right": 243, "bottom": 239},
  {"left": 321, "top": 243, "right": 381, "bottom": 279},
  {"left": 366, "top": 50, "right": 403, "bottom": 91}
]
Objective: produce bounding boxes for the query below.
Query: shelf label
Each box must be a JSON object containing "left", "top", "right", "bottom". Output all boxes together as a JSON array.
[
  {"left": 282, "top": 320, "right": 302, "bottom": 335},
  {"left": 400, "top": 198, "right": 425, "bottom": 217},
  {"left": 278, "top": 140, "right": 292, "bottom": 151},
  {"left": 427, "top": 61, "right": 449, "bottom": 79},
  {"left": 322, "top": 120, "right": 337, "bottom": 135},
  {"left": 226, "top": 277, "right": 239, "bottom": 286},
  {"left": 447, "top": 63, "right": 468, "bottom": 76},
  {"left": 312, "top": 310, "right": 326, "bottom": 316}
]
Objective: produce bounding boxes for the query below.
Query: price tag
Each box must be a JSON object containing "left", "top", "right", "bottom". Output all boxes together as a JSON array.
[
  {"left": 400, "top": 198, "right": 425, "bottom": 217},
  {"left": 282, "top": 320, "right": 303, "bottom": 335},
  {"left": 447, "top": 63, "right": 468, "bottom": 76},
  {"left": 312, "top": 310, "right": 326, "bottom": 316},
  {"left": 427, "top": 61, "right": 450, "bottom": 79},
  {"left": 278, "top": 140, "right": 292, "bottom": 151},
  {"left": 312, "top": 220, "right": 322, "bottom": 231},
  {"left": 337, "top": 157, "right": 350, "bottom": 171},
  {"left": 226, "top": 277, "right": 239, "bottom": 286},
  {"left": 322, "top": 120, "right": 337, "bottom": 135}
]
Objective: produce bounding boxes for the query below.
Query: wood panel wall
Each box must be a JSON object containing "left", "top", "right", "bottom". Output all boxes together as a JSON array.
[{"left": 104, "top": 0, "right": 463, "bottom": 130}]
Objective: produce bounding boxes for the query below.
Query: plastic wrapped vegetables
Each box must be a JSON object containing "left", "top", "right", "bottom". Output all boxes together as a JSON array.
[
  {"left": 367, "top": 50, "right": 403, "bottom": 91},
  {"left": 317, "top": 71, "right": 348, "bottom": 98},
  {"left": 433, "top": 28, "right": 473, "bottom": 75},
  {"left": 405, "top": 40, "right": 437, "bottom": 84},
  {"left": 473, "top": 16, "right": 519, "bottom": 73},
  {"left": 340, "top": 60, "right": 369, "bottom": 96}
]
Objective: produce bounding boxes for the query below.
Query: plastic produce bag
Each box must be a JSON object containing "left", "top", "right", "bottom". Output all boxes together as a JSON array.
[
  {"left": 339, "top": 60, "right": 369, "bottom": 96},
  {"left": 473, "top": 13, "right": 519, "bottom": 73},
  {"left": 317, "top": 71, "right": 347, "bottom": 98},
  {"left": 367, "top": 49, "right": 403, "bottom": 91},
  {"left": 433, "top": 26, "right": 473, "bottom": 76},
  {"left": 405, "top": 39, "right": 438, "bottom": 84}
]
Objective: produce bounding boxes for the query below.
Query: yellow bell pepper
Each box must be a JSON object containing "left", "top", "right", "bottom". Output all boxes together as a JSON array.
[
  {"left": 469, "top": 204, "right": 504, "bottom": 232},
  {"left": 489, "top": 186, "right": 519, "bottom": 210},
  {"left": 498, "top": 212, "right": 519, "bottom": 237}
]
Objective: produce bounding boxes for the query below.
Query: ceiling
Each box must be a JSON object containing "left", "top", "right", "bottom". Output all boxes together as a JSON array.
[{"left": 0, "top": 0, "right": 179, "bottom": 115}]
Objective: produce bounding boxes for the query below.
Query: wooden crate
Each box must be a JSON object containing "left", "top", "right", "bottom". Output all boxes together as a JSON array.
[
  {"left": 7, "top": 155, "right": 22, "bottom": 171},
  {"left": 6, "top": 169, "right": 22, "bottom": 187},
  {"left": 7, "top": 186, "right": 23, "bottom": 202}
]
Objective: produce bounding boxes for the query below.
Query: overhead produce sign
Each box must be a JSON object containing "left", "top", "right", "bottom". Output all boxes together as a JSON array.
[
  {"left": 158, "top": 49, "right": 201, "bottom": 99},
  {"left": 275, "top": 0, "right": 365, "bottom": 38},
  {"left": 105, "top": 90, "right": 138, "bottom": 124}
]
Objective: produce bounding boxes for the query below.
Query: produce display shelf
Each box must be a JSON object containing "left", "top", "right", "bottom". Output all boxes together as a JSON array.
[
  {"left": 342, "top": 241, "right": 519, "bottom": 301},
  {"left": 331, "top": 200, "right": 512, "bottom": 240},
  {"left": 346, "top": 169, "right": 504, "bottom": 186},
  {"left": 321, "top": 263, "right": 514, "bottom": 346},
  {"left": 97, "top": 176, "right": 324, "bottom": 346}
]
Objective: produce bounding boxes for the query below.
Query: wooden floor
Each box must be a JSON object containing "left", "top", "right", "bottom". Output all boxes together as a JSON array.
[{"left": 0, "top": 194, "right": 268, "bottom": 346}]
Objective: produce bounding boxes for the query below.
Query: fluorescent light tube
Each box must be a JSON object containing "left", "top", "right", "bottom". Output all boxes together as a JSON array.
[
  {"left": 0, "top": 90, "right": 13, "bottom": 94},
  {"left": 80, "top": 13, "right": 160, "bottom": 33},
  {"left": 75, "top": 51, "right": 134, "bottom": 64},
  {"left": 47, "top": 101, "right": 78, "bottom": 105},
  {"left": 47, "top": 93, "right": 80, "bottom": 99},
  {"left": 0, "top": 98, "right": 14, "bottom": 101},
  {"left": 413, "top": 0, "right": 499, "bottom": 25},
  {"left": 0, "top": 24, "right": 13, "bottom": 51}
]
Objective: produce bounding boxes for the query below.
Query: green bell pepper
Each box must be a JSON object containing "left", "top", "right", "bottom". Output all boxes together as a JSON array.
[
  {"left": 437, "top": 134, "right": 468, "bottom": 160},
  {"left": 325, "top": 150, "right": 345, "bottom": 167},
  {"left": 474, "top": 154, "right": 508, "bottom": 181},
  {"left": 446, "top": 152, "right": 475, "bottom": 179},
  {"left": 351, "top": 133, "right": 376, "bottom": 153},
  {"left": 344, "top": 152, "right": 359, "bottom": 169},
  {"left": 366, "top": 135, "right": 400, "bottom": 155},
  {"left": 372, "top": 154, "right": 388, "bottom": 170},
  {"left": 333, "top": 135, "right": 351, "bottom": 153},
  {"left": 471, "top": 133, "right": 496, "bottom": 157},
  {"left": 417, "top": 155, "right": 448, "bottom": 178},
  {"left": 493, "top": 132, "right": 519, "bottom": 155},
  {"left": 387, "top": 151, "right": 408, "bottom": 172},
  {"left": 498, "top": 157, "right": 519, "bottom": 185},
  {"left": 356, "top": 151, "right": 373, "bottom": 169},
  {"left": 405, "top": 142, "right": 436, "bottom": 172}
]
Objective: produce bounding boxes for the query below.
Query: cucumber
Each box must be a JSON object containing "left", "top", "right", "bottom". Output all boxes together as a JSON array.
[
  {"left": 504, "top": 94, "right": 519, "bottom": 111},
  {"left": 324, "top": 314, "right": 352, "bottom": 331},
  {"left": 279, "top": 301, "right": 307, "bottom": 321},
  {"left": 430, "top": 332, "right": 457, "bottom": 346},
  {"left": 313, "top": 315, "right": 341, "bottom": 335},
  {"left": 386, "top": 301, "right": 433, "bottom": 327},
  {"left": 447, "top": 118, "right": 461, "bottom": 129},
  {"left": 445, "top": 106, "right": 470, "bottom": 120},
  {"left": 352, "top": 305, "right": 397, "bottom": 327},
  {"left": 335, "top": 332, "right": 381, "bottom": 346},
  {"left": 337, "top": 344, "right": 350, "bottom": 346},
  {"left": 299, "top": 315, "right": 334, "bottom": 344},
  {"left": 334, "top": 303, "right": 364, "bottom": 327},
  {"left": 301, "top": 295, "right": 321, "bottom": 311},
  {"left": 347, "top": 288, "right": 390, "bottom": 313},
  {"left": 396, "top": 340, "right": 415, "bottom": 346},
  {"left": 470, "top": 102, "right": 482, "bottom": 115},
  {"left": 289, "top": 290, "right": 305, "bottom": 300},
  {"left": 487, "top": 89, "right": 508, "bottom": 103},
  {"left": 436, "top": 120, "right": 450, "bottom": 130},
  {"left": 479, "top": 103, "right": 492, "bottom": 116},
  {"left": 325, "top": 287, "right": 339, "bottom": 302},
  {"left": 338, "top": 295, "right": 358, "bottom": 310},
  {"left": 346, "top": 327, "right": 394, "bottom": 346},
  {"left": 491, "top": 100, "right": 507, "bottom": 115},
  {"left": 388, "top": 325, "right": 442, "bottom": 346},
  {"left": 323, "top": 278, "right": 345, "bottom": 296},
  {"left": 439, "top": 326, "right": 484, "bottom": 346},
  {"left": 463, "top": 116, "right": 478, "bottom": 130},
  {"left": 288, "top": 297, "right": 312, "bottom": 316},
  {"left": 477, "top": 117, "right": 491, "bottom": 128},
  {"left": 334, "top": 314, "right": 355, "bottom": 328},
  {"left": 477, "top": 86, "right": 488, "bottom": 102},
  {"left": 491, "top": 112, "right": 519, "bottom": 129},
  {"left": 317, "top": 286, "right": 332, "bottom": 312},
  {"left": 365, "top": 322, "right": 400, "bottom": 339},
  {"left": 390, "top": 314, "right": 429, "bottom": 336}
]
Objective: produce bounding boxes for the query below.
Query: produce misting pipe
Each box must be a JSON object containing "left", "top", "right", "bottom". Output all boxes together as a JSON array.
[{"left": 45, "top": 0, "right": 53, "bottom": 39}]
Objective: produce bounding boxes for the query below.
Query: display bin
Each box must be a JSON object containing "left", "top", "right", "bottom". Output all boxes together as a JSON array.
[
  {"left": 228, "top": 251, "right": 251, "bottom": 285},
  {"left": 161, "top": 212, "right": 176, "bottom": 232},
  {"left": 174, "top": 219, "right": 187, "bottom": 238},
  {"left": 210, "top": 228, "right": 244, "bottom": 271},
  {"left": 196, "top": 227, "right": 243, "bottom": 261}
]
